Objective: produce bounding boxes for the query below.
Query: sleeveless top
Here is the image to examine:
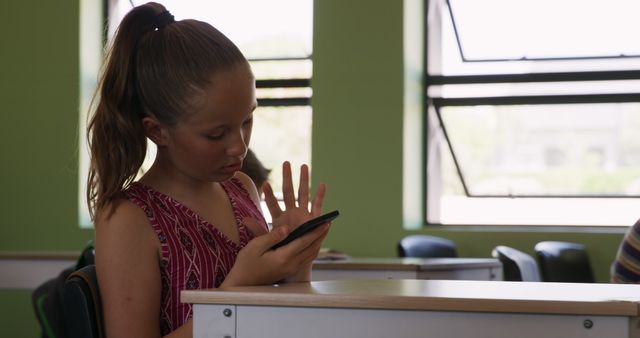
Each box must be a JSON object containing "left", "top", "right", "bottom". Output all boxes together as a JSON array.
[
  {"left": 124, "top": 178, "right": 267, "bottom": 335},
  {"left": 611, "top": 219, "right": 640, "bottom": 283}
]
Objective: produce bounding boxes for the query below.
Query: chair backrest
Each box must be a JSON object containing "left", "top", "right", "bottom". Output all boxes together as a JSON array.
[
  {"left": 397, "top": 235, "right": 458, "bottom": 258},
  {"left": 534, "top": 241, "right": 596, "bottom": 283},
  {"left": 63, "top": 264, "right": 105, "bottom": 338},
  {"left": 32, "top": 242, "right": 96, "bottom": 338},
  {"left": 491, "top": 245, "right": 541, "bottom": 282}
]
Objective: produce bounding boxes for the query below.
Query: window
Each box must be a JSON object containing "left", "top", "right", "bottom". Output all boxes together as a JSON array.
[
  {"left": 79, "top": 0, "right": 312, "bottom": 226},
  {"left": 425, "top": 0, "right": 640, "bottom": 226}
]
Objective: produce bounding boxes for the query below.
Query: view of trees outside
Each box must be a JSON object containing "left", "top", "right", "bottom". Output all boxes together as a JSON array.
[{"left": 440, "top": 103, "right": 640, "bottom": 197}]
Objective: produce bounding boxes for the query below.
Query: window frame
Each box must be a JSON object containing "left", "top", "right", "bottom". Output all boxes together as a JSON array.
[
  {"left": 423, "top": 0, "right": 640, "bottom": 227},
  {"left": 445, "top": 0, "right": 640, "bottom": 62}
]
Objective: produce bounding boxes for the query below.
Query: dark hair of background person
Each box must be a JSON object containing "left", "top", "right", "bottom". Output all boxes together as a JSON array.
[{"left": 241, "top": 149, "right": 271, "bottom": 191}]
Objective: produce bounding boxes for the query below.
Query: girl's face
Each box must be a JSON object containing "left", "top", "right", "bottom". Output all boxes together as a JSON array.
[{"left": 160, "top": 65, "right": 257, "bottom": 183}]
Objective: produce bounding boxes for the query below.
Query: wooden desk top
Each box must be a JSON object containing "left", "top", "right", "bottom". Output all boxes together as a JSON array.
[
  {"left": 182, "top": 279, "right": 640, "bottom": 316},
  {"left": 312, "top": 257, "right": 501, "bottom": 271}
]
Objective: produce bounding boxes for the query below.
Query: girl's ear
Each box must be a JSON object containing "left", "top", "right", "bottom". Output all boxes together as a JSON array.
[{"left": 142, "top": 117, "right": 168, "bottom": 146}]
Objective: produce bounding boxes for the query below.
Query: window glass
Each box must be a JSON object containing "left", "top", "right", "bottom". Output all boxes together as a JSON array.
[
  {"left": 432, "top": 0, "right": 640, "bottom": 75},
  {"left": 438, "top": 103, "right": 640, "bottom": 196},
  {"left": 116, "top": 0, "right": 312, "bottom": 59},
  {"left": 251, "top": 106, "right": 313, "bottom": 193},
  {"left": 447, "top": 0, "right": 640, "bottom": 61},
  {"left": 426, "top": 0, "right": 640, "bottom": 226}
]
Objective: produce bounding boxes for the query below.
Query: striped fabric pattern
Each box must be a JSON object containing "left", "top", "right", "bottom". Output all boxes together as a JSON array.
[
  {"left": 611, "top": 219, "right": 640, "bottom": 283},
  {"left": 124, "top": 178, "right": 267, "bottom": 335}
]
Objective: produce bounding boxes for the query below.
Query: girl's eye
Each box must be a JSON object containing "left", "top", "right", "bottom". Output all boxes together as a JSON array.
[
  {"left": 206, "top": 132, "right": 224, "bottom": 140},
  {"left": 243, "top": 117, "right": 253, "bottom": 126}
]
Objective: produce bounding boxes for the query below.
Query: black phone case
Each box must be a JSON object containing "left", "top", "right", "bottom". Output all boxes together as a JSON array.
[{"left": 271, "top": 210, "right": 340, "bottom": 249}]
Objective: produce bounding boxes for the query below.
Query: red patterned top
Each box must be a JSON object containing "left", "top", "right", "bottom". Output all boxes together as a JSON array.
[{"left": 124, "top": 178, "right": 266, "bottom": 335}]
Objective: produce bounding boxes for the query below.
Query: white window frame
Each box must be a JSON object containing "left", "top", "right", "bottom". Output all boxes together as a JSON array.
[{"left": 423, "top": 0, "right": 640, "bottom": 228}]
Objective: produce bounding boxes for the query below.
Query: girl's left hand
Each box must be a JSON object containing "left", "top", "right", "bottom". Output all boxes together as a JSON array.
[
  {"left": 248, "top": 161, "right": 328, "bottom": 282},
  {"left": 267, "top": 161, "right": 326, "bottom": 230}
]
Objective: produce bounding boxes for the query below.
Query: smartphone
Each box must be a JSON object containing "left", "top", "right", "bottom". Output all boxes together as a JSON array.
[{"left": 271, "top": 210, "right": 340, "bottom": 250}]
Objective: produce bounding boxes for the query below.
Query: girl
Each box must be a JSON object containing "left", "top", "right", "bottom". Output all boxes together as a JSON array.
[{"left": 86, "top": 2, "right": 330, "bottom": 337}]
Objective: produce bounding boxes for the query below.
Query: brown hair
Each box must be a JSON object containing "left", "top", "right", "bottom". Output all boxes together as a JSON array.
[
  {"left": 241, "top": 149, "right": 271, "bottom": 190},
  {"left": 86, "top": 2, "right": 249, "bottom": 219}
]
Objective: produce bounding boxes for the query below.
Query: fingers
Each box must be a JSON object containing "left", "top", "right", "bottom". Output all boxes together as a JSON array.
[
  {"left": 249, "top": 225, "right": 291, "bottom": 252},
  {"left": 230, "top": 220, "right": 330, "bottom": 286},
  {"left": 310, "top": 183, "right": 327, "bottom": 217},
  {"left": 263, "top": 182, "right": 282, "bottom": 218},
  {"left": 298, "top": 164, "right": 310, "bottom": 210},
  {"left": 282, "top": 161, "right": 296, "bottom": 209},
  {"left": 275, "top": 222, "right": 330, "bottom": 255},
  {"left": 243, "top": 217, "right": 268, "bottom": 237},
  {"left": 300, "top": 226, "right": 330, "bottom": 262},
  {"left": 285, "top": 224, "right": 330, "bottom": 270}
]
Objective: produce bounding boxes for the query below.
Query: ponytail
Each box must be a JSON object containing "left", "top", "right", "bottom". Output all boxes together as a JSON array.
[
  {"left": 87, "top": 2, "right": 248, "bottom": 219},
  {"left": 86, "top": 3, "right": 162, "bottom": 219}
]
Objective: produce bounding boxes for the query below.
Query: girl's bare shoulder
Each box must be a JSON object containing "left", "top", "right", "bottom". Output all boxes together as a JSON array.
[
  {"left": 94, "top": 198, "right": 153, "bottom": 239},
  {"left": 233, "top": 171, "right": 261, "bottom": 206}
]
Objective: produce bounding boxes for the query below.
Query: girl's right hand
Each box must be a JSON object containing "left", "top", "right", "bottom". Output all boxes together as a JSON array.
[{"left": 220, "top": 217, "right": 329, "bottom": 287}]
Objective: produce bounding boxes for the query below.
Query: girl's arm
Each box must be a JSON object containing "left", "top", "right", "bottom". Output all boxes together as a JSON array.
[{"left": 95, "top": 199, "right": 191, "bottom": 338}]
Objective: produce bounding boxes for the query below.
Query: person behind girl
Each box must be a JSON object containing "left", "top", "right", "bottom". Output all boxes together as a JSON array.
[
  {"left": 86, "top": 3, "right": 331, "bottom": 337},
  {"left": 240, "top": 148, "right": 271, "bottom": 199}
]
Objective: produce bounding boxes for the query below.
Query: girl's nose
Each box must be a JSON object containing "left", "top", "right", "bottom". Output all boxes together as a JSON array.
[{"left": 227, "top": 131, "right": 248, "bottom": 157}]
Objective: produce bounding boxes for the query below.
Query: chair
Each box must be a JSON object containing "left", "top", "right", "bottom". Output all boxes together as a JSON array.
[
  {"left": 534, "top": 241, "right": 595, "bottom": 283},
  {"left": 397, "top": 235, "right": 458, "bottom": 258},
  {"left": 32, "top": 241, "right": 96, "bottom": 338},
  {"left": 63, "top": 264, "right": 105, "bottom": 338},
  {"left": 491, "top": 245, "right": 541, "bottom": 281}
]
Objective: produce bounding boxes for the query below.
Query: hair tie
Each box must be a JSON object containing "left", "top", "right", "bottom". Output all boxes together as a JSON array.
[{"left": 154, "top": 10, "right": 174, "bottom": 30}]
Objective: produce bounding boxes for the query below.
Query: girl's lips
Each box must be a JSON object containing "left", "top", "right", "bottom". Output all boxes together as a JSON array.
[{"left": 221, "top": 163, "right": 242, "bottom": 173}]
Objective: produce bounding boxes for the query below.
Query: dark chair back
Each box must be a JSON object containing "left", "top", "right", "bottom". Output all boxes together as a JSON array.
[
  {"left": 491, "top": 245, "right": 541, "bottom": 282},
  {"left": 534, "top": 241, "right": 596, "bottom": 283},
  {"left": 32, "top": 242, "right": 96, "bottom": 338},
  {"left": 63, "top": 264, "right": 105, "bottom": 338},
  {"left": 397, "top": 235, "right": 458, "bottom": 258}
]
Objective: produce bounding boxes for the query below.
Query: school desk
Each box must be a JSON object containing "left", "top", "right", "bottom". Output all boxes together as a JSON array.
[
  {"left": 0, "top": 251, "right": 77, "bottom": 289},
  {"left": 312, "top": 257, "right": 502, "bottom": 281},
  {"left": 0, "top": 254, "right": 501, "bottom": 289},
  {"left": 182, "top": 278, "right": 640, "bottom": 338}
]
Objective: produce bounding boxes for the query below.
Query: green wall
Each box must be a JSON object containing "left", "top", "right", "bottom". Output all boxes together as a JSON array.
[
  {"left": 312, "top": 0, "right": 407, "bottom": 255},
  {"left": 1, "top": 1, "right": 92, "bottom": 337},
  {"left": 311, "top": 0, "right": 625, "bottom": 282},
  {"left": 0, "top": 291, "right": 38, "bottom": 337},
  {"left": 0, "top": 0, "right": 627, "bottom": 337},
  {"left": 1, "top": 2, "right": 93, "bottom": 251}
]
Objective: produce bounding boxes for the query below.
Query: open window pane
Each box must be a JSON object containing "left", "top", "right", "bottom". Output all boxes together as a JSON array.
[
  {"left": 431, "top": 107, "right": 640, "bottom": 226},
  {"left": 432, "top": 0, "right": 640, "bottom": 75},
  {"left": 438, "top": 102, "right": 640, "bottom": 196},
  {"left": 447, "top": 0, "right": 640, "bottom": 61}
]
